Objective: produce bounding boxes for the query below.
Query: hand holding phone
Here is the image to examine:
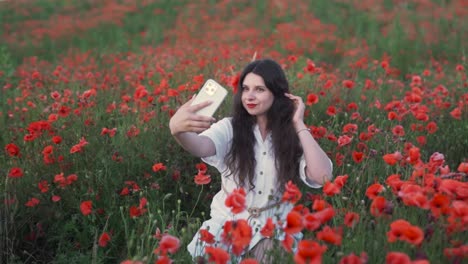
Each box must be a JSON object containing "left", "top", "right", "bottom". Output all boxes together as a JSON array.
[{"left": 190, "top": 79, "right": 228, "bottom": 117}]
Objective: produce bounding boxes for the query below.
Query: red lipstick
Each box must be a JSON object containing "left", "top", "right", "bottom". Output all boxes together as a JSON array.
[{"left": 246, "top": 104, "right": 257, "bottom": 109}]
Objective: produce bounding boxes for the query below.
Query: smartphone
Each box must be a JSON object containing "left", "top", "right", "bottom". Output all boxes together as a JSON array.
[{"left": 191, "top": 79, "right": 228, "bottom": 117}]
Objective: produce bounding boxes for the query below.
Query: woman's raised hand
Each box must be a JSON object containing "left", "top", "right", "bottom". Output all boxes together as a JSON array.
[
  {"left": 284, "top": 93, "right": 306, "bottom": 129},
  {"left": 169, "top": 97, "right": 216, "bottom": 135}
]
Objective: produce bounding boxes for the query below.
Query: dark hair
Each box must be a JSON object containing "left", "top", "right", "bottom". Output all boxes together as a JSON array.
[{"left": 225, "top": 58, "right": 303, "bottom": 191}]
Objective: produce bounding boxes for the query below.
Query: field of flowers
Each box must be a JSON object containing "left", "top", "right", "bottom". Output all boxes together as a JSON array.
[{"left": 1, "top": 0, "right": 467, "bottom": 263}]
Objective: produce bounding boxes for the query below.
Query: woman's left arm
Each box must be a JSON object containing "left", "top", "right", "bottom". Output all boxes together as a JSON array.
[{"left": 285, "top": 93, "right": 333, "bottom": 186}]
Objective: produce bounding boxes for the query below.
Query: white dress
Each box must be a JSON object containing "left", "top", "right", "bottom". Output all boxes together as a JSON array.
[{"left": 187, "top": 117, "right": 326, "bottom": 257}]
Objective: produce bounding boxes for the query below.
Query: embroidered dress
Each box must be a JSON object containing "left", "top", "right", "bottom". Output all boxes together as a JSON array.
[{"left": 187, "top": 117, "right": 329, "bottom": 257}]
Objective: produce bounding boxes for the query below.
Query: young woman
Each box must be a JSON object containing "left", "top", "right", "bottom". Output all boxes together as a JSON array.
[{"left": 169, "top": 59, "right": 333, "bottom": 262}]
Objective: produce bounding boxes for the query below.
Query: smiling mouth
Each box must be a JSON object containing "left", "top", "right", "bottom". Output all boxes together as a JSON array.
[{"left": 246, "top": 104, "right": 257, "bottom": 109}]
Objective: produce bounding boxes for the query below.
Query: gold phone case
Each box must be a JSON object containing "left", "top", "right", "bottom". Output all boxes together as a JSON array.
[{"left": 191, "top": 79, "right": 228, "bottom": 117}]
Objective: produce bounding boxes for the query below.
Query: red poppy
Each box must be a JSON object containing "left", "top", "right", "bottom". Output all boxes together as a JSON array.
[
  {"left": 199, "top": 229, "right": 215, "bottom": 244},
  {"left": 282, "top": 180, "right": 302, "bottom": 204},
  {"left": 352, "top": 151, "right": 365, "bottom": 163},
  {"left": 339, "top": 252, "right": 368, "bottom": 264},
  {"left": 98, "top": 232, "right": 111, "bottom": 247},
  {"left": 303, "top": 212, "right": 321, "bottom": 231},
  {"left": 370, "top": 196, "right": 389, "bottom": 217},
  {"left": 429, "top": 193, "right": 450, "bottom": 218},
  {"left": 383, "top": 152, "right": 402, "bottom": 166},
  {"left": 80, "top": 200, "right": 92, "bottom": 216},
  {"left": 343, "top": 123, "right": 358, "bottom": 134},
  {"left": 8, "top": 167, "right": 24, "bottom": 178},
  {"left": 323, "top": 181, "right": 341, "bottom": 196},
  {"left": 342, "top": 80, "right": 355, "bottom": 89},
  {"left": 205, "top": 246, "right": 230, "bottom": 264},
  {"left": 5, "top": 143, "right": 20, "bottom": 157},
  {"left": 450, "top": 107, "right": 461, "bottom": 119},
  {"left": 344, "top": 212, "right": 360, "bottom": 228},
  {"left": 225, "top": 187, "right": 246, "bottom": 214},
  {"left": 385, "top": 252, "right": 411, "bottom": 264},
  {"left": 38, "top": 180, "right": 49, "bottom": 193},
  {"left": 25, "top": 197, "right": 40, "bottom": 207},
  {"left": 337, "top": 135, "right": 353, "bottom": 147},
  {"left": 194, "top": 171, "right": 211, "bottom": 185},
  {"left": 152, "top": 163, "right": 167, "bottom": 172},
  {"left": 306, "top": 93, "right": 319, "bottom": 105},
  {"left": 156, "top": 234, "right": 180, "bottom": 255},
  {"left": 365, "top": 183, "right": 385, "bottom": 200},
  {"left": 155, "top": 256, "right": 171, "bottom": 264},
  {"left": 221, "top": 219, "right": 252, "bottom": 256},
  {"left": 52, "top": 135, "right": 62, "bottom": 144},
  {"left": 334, "top": 174, "right": 348, "bottom": 188},
  {"left": 387, "top": 219, "right": 424, "bottom": 246},
  {"left": 240, "top": 259, "right": 258, "bottom": 264},
  {"left": 283, "top": 210, "right": 303, "bottom": 234},
  {"left": 293, "top": 239, "right": 327, "bottom": 264},
  {"left": 316, "top": 225, "right": 342, "bottom": 245},
  {"left": 129, "top": 206, "right": 145, "bottom": 218},
  {"left": 281, "top": 233, "right": 294, "bottom": 253},
  {"left": 313, "top": 207, "right": 336, "bottom": 225},
  {"left": 391, "top": 125, "right": 405, "bottom": 137},
  {"left": 457, "top": 162, "right": 468, "bottom": 173},
  {"left": 260, "top": 217, "right": 275, "bottom": 238}
]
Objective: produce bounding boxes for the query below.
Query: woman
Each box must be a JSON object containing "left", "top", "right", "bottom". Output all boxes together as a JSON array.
[{"left": 169, "top": 58, "right": 333, "bottom": 262}]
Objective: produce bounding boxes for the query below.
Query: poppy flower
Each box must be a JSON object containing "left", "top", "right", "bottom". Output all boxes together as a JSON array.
[
  {"left": 303, "top": 212, "right": 321, "bottom": 231},
  {"left": 383, "top": 152, "right": 402, "bottom": 166},
  {"left": 156, "top": 234, "right": 180, "bottom": 255},
  {"left": 5, "top": 143, "right": 20, "bottom": 157},
  {"left": 343, "top": 123, "right": 358, "bottom": 134},
  {"left": 25, "top": 197, "right": 40, "bottom": 207},
  {"left": 283, "top": 210, "right": 303, "bottom": 234},
  {"left": 316, "top": 225, "right": 342, "bottom": 245},
  {"left": 293, "top": 239, "right": 327, "bottom": 264},
  {"left": 323, "top": 181, "right": 341, "bottom": 196},
  {"left": 225, "top": 187, "right": 246, "bottom": 214},
  {"left": 199, "top": 229, "right": 215, "bottom": 244},
  {"left": 282, "top": 181, "right": 302, "bottom": 204},
  {"left": 306, "top": 93, "right": 319, "bottom": 105},
  {"left": 8, "top": 167, "right": 24, "bottom": 178},
  {"left": 80, "top": 200, "right": 92, "bottom": 216},
  {"left": 98, "top": 232, "right": 111, "bottom": 247},
  {"left": 155, "top": 256, "right": 171, "bottom": 264},
  {"left": 385, "top": 252, "right": 411, "bottom": 264},
  {"left": 221, "top": 219, "right": 252, "bottom": 256},
  {"left": 260, "top": 217, "right": 275, "bottom": 238},
  {"left": 387, "top": 219, "right": 424, "bottom": 246},
  {"left": 240, "top": 259, "right": 258, "bottom": 264},
  {"left": 365, "top": 183, "right": 385, "bottom": 200},
  {"left": 205, "top": 246, "right": 230, "bottom": 264},
  {"left": 344, "top": 212, "right": 360, "bottom": 228},
  {"left": 281, "top": 233, "right": 294, "bottom": 253},
  {"left": 457, "top": 162, "right": 468, "bottom": 173},
  {"left": 337, "top": 135, "right": 353, "bottom": 147},
  {"left": 334, "top": 175, "right": 348, "bottom": 188},
  {"left": 352, "top": 151, "right": 365, "bottom": 163},
  {"left": 194, "top": 171, "right": 211, "bottom": 185},
  {"left": 152, "top": 163, "right": 167, "bottom": 172},
  {"left": 339, "top": 252, "right": 368, "bottom": 264},
  {"left": 370, "top": 196, "right": 391, "bottom": 217}
]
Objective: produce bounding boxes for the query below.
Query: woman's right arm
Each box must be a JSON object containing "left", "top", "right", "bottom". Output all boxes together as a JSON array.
[{"left": 169, "top": 97, "right": 217, "bottom": 158}]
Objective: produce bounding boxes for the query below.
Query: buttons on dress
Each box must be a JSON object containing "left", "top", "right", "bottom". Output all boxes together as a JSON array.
[
  {"left": 263, "top": 151, "right": 267, "bottom": 155},
  {"left": 258, "top": 190, "right": 262, "bottom": 194},
  {"left": 259, "top": 171, "right": 263, "bottom": 175}
]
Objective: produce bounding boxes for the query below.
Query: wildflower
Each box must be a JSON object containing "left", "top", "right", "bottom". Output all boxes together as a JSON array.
[
  {"left": 221, "top": 219, "right": 252, "bottom": 256},
  {"left": 323, "top": 181, "right": 341, "bottom": 196},
  {"left": 25, "top": 197, "right": 40, "bottom": 207},
  {"left": 155, "top": 234, "right": 180, "bottom": 255},
  {"left": 387, "top": 219, "right": 424, "bottom": 246},
  {"left": 282, "top": 181, "right": 302, "bottom": 204},
  {"left": 293, "top": 239, "right": 327, "bottom": 264},
  {"left": 5, "top": 143, "right": 20, "bottom": 157},
  {"left": 199, "top": 229, "right": 215, "bottom": 244},
  {"left": 383, "top": 152, "right": 402, "bottom": 166},
  {"left": 194, "top": 171, "right": 211, "bottom": 185},
  {"left": 80, "top": 200, "right": 93, "bottom": 216},
  {"left": 284, "top": 210, "right": 304, "bottom": 234},
  {"left": 225, "top": 187, "right": 246, "bottom": 214},
  {"left": 317, "top": 225, "right": 342, "bottom": 245},
  {"left": 152, "top": 163, "right": 167, "bottom": 172},
  {"left": 205, "top": 246, "right": 230, "bottom": 264},
  {"left": 344, "top": 212, "right": 360, "bottom": 228},
  {"left": 99, "top": 232, "right": 111, "bottom": 247},
  {"left": 260, "top": 217, "right": 275, "bottom": 238},
  {"left": 365, "top": 183, "right": 385, "bottom": 200},
  {"left": 8, "top": 167, "right": 24, "bottom": 178},
  {"left": 306, "top": 93, "right": 319, "bottom": 106}
]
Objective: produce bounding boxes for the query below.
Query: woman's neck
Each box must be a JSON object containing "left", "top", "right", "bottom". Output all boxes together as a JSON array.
[{"left": 256, "top": 115, "right": 269, "bottom": 141}]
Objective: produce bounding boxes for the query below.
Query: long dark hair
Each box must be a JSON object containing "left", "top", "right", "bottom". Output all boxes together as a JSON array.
[{"left": 225, "top": 59, "right": 303, "bottom": 191}]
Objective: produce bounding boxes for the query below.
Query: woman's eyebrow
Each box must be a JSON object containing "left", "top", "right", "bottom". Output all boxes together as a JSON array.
[{"left": 242, "top": 84, "right": 266, "bottom": 88}]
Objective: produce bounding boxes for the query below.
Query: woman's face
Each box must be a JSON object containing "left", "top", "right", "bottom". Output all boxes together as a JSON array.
[{"left": 241, "top": 72, "right": 274, "bottom": 118}]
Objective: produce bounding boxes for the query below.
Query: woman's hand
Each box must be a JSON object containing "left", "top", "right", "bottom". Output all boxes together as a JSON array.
[
  {"left": 169, "top": 97, "right": 216, "bottom": 135},
  {"left": 284, "top": 93, "right": 306, "bottom": 130}
]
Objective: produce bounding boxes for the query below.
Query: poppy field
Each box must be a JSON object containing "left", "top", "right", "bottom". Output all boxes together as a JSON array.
[{"left": 1, "top": 0, "right": 467, "bottom": 263}]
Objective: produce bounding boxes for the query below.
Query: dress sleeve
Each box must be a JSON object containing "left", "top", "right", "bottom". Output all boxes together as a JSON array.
[
  {"left": 299, "top": 155, "right": 333, "bottom": 188},
  {"left": 199, "top": 117, "right": 233, "bottom": 170}
]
